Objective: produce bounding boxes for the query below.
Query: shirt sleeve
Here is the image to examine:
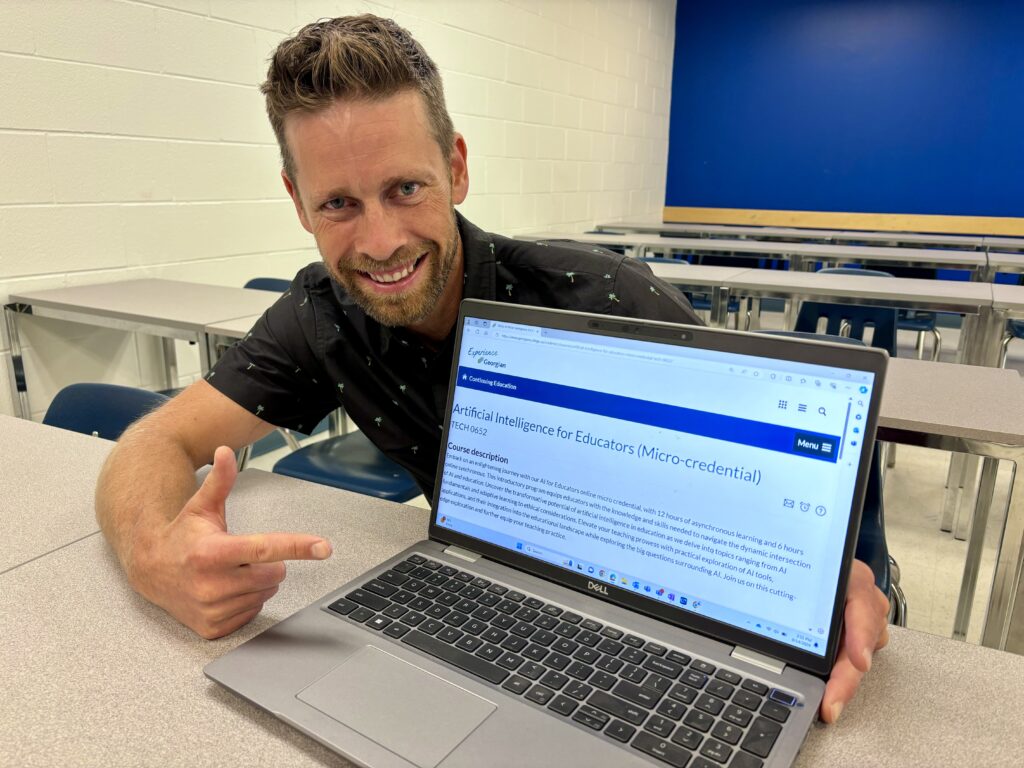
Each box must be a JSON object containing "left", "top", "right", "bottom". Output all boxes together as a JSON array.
[
  {"left": 204, "top": 278, "right": 337, "bottom": 434},
  {"left": 607, "top": 256, "right": 705, "bottom": 326}
]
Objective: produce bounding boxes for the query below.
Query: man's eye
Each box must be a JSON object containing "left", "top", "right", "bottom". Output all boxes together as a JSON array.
[
  {"left": 397, "top": 182, "right": 421, "bottom": 197},
  {"left": 323, "top": 198, "right": 348, "bottom": 211}
]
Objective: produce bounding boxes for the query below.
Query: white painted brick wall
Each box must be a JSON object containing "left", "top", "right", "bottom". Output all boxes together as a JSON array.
[{"left": 0, "top": 0, "right": 677, "bottom": 419}]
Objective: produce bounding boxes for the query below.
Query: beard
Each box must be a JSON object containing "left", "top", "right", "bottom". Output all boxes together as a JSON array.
[{"left": 325, "top": 211, "right": 459, "bottom": 328}]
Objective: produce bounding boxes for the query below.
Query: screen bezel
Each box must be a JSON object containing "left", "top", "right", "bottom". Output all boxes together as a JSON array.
[{"left": 429, "top": 299, "right": 887, "bottom": 678}]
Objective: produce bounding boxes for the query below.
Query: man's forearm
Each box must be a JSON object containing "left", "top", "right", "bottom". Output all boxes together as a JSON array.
[{"left": 94, "top": 420, "right": 202, "bottom": 581}]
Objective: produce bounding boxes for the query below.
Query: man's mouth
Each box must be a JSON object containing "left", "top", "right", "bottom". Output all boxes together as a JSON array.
[{"left": 363, "top": 255, "right": 424, "bottom": 284}]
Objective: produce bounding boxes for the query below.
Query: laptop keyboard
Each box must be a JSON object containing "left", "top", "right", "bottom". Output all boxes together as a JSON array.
[{"left": 326, "top": 555, "right": 798, "bottom": 768}]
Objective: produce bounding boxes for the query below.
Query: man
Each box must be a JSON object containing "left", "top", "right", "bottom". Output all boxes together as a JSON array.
[{"left": 95, "top": 15, "right": 886, "bottom": 724}]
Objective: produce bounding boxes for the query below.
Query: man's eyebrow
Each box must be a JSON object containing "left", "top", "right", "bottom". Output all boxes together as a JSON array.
[{"left": 314, "top": 171, "right": 440, "bottom": 203}]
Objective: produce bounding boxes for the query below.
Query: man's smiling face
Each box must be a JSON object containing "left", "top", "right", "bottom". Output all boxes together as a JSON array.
[{"left": 282, "top": 90, "right": 469, "bottom": 337}]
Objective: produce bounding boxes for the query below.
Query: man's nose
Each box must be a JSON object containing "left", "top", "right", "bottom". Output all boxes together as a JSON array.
[{"left": 353, "top": 201, "right": 407, "bottom": 262}]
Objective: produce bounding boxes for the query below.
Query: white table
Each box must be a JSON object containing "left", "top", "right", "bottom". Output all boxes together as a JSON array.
[
  {"left": 4, "top": 279, "right": 278, "bottom": 419},
  {"left": 4, "top": 419, "right": 1024, "bottom": 767}
]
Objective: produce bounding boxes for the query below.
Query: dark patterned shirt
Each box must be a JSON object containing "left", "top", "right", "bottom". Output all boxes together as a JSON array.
[{"left": 207, "top": 214, "right": 701, "bottom": 500}]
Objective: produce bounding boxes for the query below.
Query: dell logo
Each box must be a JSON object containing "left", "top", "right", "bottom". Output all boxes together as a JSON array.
[{"left": 587, "top": 581, "right": 608, "bottom": 596}]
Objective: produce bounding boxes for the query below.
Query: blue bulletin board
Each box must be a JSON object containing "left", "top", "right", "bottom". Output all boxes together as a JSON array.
[{"left": 664, "top": 1, "right": 1024, "bottom": 234}]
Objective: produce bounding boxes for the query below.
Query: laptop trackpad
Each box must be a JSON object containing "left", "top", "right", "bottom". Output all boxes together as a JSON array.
[{"left": 297, "top": 645, "right": 496, "bottom": 768}]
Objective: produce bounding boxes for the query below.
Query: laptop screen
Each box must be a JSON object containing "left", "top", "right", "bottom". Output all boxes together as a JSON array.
[{"left": 433, "top": 307, "right": 877, "bottom": 659}]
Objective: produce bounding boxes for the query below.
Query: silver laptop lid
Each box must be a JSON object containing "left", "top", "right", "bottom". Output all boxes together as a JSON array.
[{"left": 430, "top": 300, "right": 887, "bottom": 678}]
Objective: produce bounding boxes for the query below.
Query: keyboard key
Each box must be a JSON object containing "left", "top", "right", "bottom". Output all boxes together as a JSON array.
[
  {"left": 455, "top": 636, "right": 483, "bottom": 653},
  {"left": 711, "top": 721, "right": 743, "bottom": 745},
  {"left": 722, "top": 705, "right": 753, "bottom": 728},
  {"left": 327, "top": 598, "right": 357, "bottom": 616},
  {"left": 564, "top": 680, "right": 593, "bottom": 700},
  {"left": 691, "top": 757, "right": 719, "bottom": 768},
  {"left": 730, "top": 752, "right": 763, "bottom": 768},
  {"left": 490, "top": 611, "right": 515, "bottom": 627},
  {"left": 565, "top": 661, "right": 594, "bottom": 681},
  {"left": 612, "top": 679, "right": 660, "bottom": 708},
  {"left": 761, "top": 701, "right": 791, "bottom": 723},
  {"left": 419, "top": 619, "right": 444, "bottom": 635},
  {"left": 444, "top": 611, "right": 469, "bottom": 627},
  {"left": 461, "top": 586, "right": 483, "bottom": 600},
  {"left": 706, "top": 680, "right": 734, "bottom": 700},
  {"left": 472, "top": 606, "right": 497, "bottom": 622},
  {"left": 632, "top": 731, "right": 692, "bottom": 767},
  {"left": 514, "top": 607, "right": 539, "bottom": 623},
  {"left": 532, "top": 630, "right": 557, "bottom": 646},
  {"left": 403, "top": 630, "right": 509, "bottom": 685},
  {"left": 621, "top": 664, "right": 647, "bottom": 684},
  {"left": 524, "top": 597, "right": 544, "bottom": 609},
  {"left": 621, "top": 647, "right": 648, "bottom": 665},
  {"left": 471, "top": 577, "right": 491, "bottom": 589},
  {"left": 441, "top": 580, "right": 466, "bottom": 593},
  {"left": 644, "top": 642, "right": 667, "bottom": 657},
  {"left": 500, "top": 635, "right": 528, "bottom": 653},
  {"left": 740, "top": 717, "right": 782, "bottom": 758},
  {"left": 695, "top": 693, "right": 725, "bottom": 716},
  {"left": 597, "top": 638, "right": 624, "bottom": 656},
  {"left": 769, "top": 689, "right": 799, "bottom": 707},
  {"left": 715, "top": 669, "right": 742, "bottom": 685},
  {"left": 436, "top": 627, "right": 462, "bottom": 644},
  {"left": 733, "top": 691, "right": 762, "bottom": 711},
  {"left": 622, "top": 634, "right": 645, "bottom": 648},
  {"left": 478, "top": 593, "right": 500, "bottom": 607},
  {"left": 502, "top": 675, "right": 530, "bottom": 695},
  {"left": 667, "top": 650, "right": 692, "bottom": 666},
  {"left": 525, "top": 685, "right": 555, "bottom": 705},
  {"left": 670, "top": 725, "right": 703, "bottom": 750},
  {"left": 409, "top": 597, "right": 432, "bottom": 612},
  {"left": 349, "top": 607, "right": 375, "bottom": 623},
  {"left": 548, "top": 694, "right": 578, "bottom": 716},
  {"left": 425, "top": 573, "right": 448, "bottom": 586},
  {"left": 505, "top": 591, "right": 526, "bottom": 602},
  {"left": 572, "top": 705, "right": 609, "bottom": 730},
  {"left": 346, "top": 589, "right": 390, "bottom": 612},
  {"left": 541, "top": 604, "right": 563, "bottom": 617},
  {"left": 409, "top": 568, "right": 431, "bottom": 580},
  {"left": 596, "top": 655, "right": 624, "bottom": 674},
  {"left": 406, "top": 554, "right": 426, "bottom": 565},
  {"left": 497, "top": 652, "right": 525, "bottom": 671},
  {"left": 682, "top": 709, "right": 715, "bottom": 733},
  {"left": 588, "top": 690, "right": 648, "bottom": 725},
  {"left": 577, "top": 631, "right": 602, "bottom": 648},
  {"left": 393, "top": 560, "right": 415, "bottom": 573},
  {"left": 691, "top": 659, "right": 716, "bottom": 675},
  {"left": 644, "top": 714, "right": 674, "bottom": 737},
  {"left": 382, "top": 604, "right": 408, "bottom": 619},
  {"left": 453, "top": 571, "right": 473, "bottom": 583},
  {"left": 399, "top": 611, "right": 426, "bottom": 627},
  {"left": 544, "top": 653, "right": 571, "bottom": 671},
  {"left": 646, "top": 675, "right": 671, "bottom": 695},
  {"left": 605, "top": 719, "right": 636, "bottom": 743},
  {"left": 390, "top": 590, "right": 415, "bottom": 605},
  {"left": 681, "top": 670, "right": 708, "bottom": 689},
  {"left": 423, "top": 560, "right": 441, "bottom": 570},
  {"left": 741, "top": 679, "right": 768, "bottom": 696},
  {"left": 420, "top": 586, "right": 442, "bottom": 599},
  {"left": 555, "top": 622, "right": 581, "bottom": 639},
  {"left": 573, "top": 647, "right": 601, "bottom": 665},
  {"left": 700, "top": 737, "right": 732, "bottom": 763},
  {"left": 561, "top": 612, "right": 583, "bottom": 624},
  {"left": 481, "top": 627, "right": 507, "bottom": 644},
  {"left": 454, "top": 599, "right": 478, "bottom": 614},
  {"left": 601, "top": 627, "right": 624, "bottom": 640},
  {"left": 486, "top": 583, "right": 507, "bottom": 595},
  {"left": 518, "top": 661, "right": 545, "bottom": 680},
  {"left": 589, "top": 671, "right": 617, "bottom": 690},
  {"left": 668, "top": 683, "right": 698, "bottom": 704},
  {"left": 580, "top": 618, "right": 602, "bottom": 632},
  {"left": 552, "top": 638, "right": 579, "bottom": 656},
  {"left": 425, "top": 604, "right": 450, "bottom": 620},
  {"left": 383, "top": 622, "right": 410, "bottom": 639},
  {"left": 495, "top": 600, "right": 520, "bottom": 615},
  {"left": 439, "top": 566, "right": 458, "bottom": 577},
  {"left": 644, "top": 656, "right": 684, "bottom": 679},
  {"left": 656, "top": 698, "right": 687, "bottom": 721},
  {"left": 523, "top": 644, "right": 548, "bottom": 662},
  {"left": 476, "top": 644, "right": 502, "bottom": 662},
  {"left": 366, "top": 615, "right": 392, "bottom": 631},
  {"left": 535, "top": 615, "right": 559, "bottom": 630},
  {"left": 462, "top": 619, "right": 487, "bottom": 636},
  {"left": 378, "top": 571, "right": 410, "bottom": 587},
  {"left": 540, "top": 670, "right": 569, "bottom": 690}
]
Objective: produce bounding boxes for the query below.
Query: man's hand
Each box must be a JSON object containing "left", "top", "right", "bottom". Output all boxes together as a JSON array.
[
  {"left": 820, "top": 558, "right": 890, "bottom": 723},
  {"left": 129, "top": 445, "right": 333, "bottom": 639}
]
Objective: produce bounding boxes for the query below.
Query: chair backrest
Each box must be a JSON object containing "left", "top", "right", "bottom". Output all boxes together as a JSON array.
[
  {"left": 42, "top": 383, "right": 169, "bottom": 440},
  {"left": 754, "top": 331, "right": 890, "bottom": 594},
  {"left": 243, "top": 277, "right": 291, "bottom": 293},
  {"left": 794, "top": 301, "right": 898, "bottom": 356},
  {"left": 818, "top": 266, "right": 893, "bottom": 278}
]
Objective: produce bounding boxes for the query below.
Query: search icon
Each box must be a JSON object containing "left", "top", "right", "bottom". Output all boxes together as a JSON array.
[{"left": 817, "top": 407, "right": 827, "bottom": 416}]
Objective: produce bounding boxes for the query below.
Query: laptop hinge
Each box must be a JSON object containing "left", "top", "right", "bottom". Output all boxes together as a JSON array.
[
  {"left": 443, "top": 545, "right": 481, "bottom": 563},
  {"left": 731, "top": 646, "right": 786, "bottom": 675}
]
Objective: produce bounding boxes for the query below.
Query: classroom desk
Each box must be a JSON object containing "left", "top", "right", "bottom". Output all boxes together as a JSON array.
[
  {"left": 3, "top": 279, "right": 278, "bottom": 420},
  {"left": 984, "top": 236, "right": 1024, "bottom": 254},
  {"left": 594, "top": 221, "right": 988, "bottom": 250},
  {"left": 3, "top": 423, "right": 1024, "bottom": 767},
  {"left": 518, "top": 232, "right": 988, "bottom": 277}
]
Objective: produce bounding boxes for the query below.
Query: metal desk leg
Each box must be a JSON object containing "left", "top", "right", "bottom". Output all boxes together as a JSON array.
[
  {"left": 160, "top": 337, "right": 179, "bottom": 391},
  {"left": 982, "top": 453, "right": 1024, "bottom": 651},
  {"left": 953, "top": 456, "right": 1000, "bottom": 640},
  {"left": 746, "top": 298, "right": 762, "bottom": 331},
  {"left": 236, "top": 444, "right": 252, "bottom": 472},
  {"left": 708, "top": 286, "right": 731, "bottom": 329},
  {"left": 954, "top": 456, "right": 982, "bottom": 541},
  {"left": 941, "top": 453, "right": 967, "bottom": 532},
  {"left": 783, "top": 298, "right": 797, "bottom": 330},
  {"left": 3, "top": 303, "right": 31, "bottom": 419}
]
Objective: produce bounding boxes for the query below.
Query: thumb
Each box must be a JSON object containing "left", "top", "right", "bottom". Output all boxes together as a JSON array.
[{"left": 184, "top": 446, "right": 238, "bottom": 527}]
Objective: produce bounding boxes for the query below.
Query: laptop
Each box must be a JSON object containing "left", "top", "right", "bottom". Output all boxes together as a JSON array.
[{"left": 206, "top": 299, "right": 887, "bottom": 768}]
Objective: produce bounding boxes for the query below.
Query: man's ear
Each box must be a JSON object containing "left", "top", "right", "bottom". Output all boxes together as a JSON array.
[
  {"left": 282, "top": 171, "right": 313, "bottom": 234},
  {"left": 449, "top": 134, "right": 469, "bottom": 205}
]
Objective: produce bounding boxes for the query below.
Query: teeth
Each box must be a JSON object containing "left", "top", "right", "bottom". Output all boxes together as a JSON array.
[{"left": 367, "top": 259, "right": 418, "bottom": 284}]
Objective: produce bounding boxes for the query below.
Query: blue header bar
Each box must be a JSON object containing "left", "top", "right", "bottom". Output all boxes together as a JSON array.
[{"left": 456, "top": 366, "right": 840, "bottom": 463}]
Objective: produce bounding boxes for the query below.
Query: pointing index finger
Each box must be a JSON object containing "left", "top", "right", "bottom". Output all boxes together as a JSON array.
[{"left": 221, "top": 533, "right": 333, "bottom": 565}]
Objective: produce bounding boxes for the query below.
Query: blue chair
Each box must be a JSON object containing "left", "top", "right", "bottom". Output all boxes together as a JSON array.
[
  {"left": 244, "top": 277, "right": 291, "bottom": 293},
  {"left": 818, "top": 267, "right": 941, "bottom": 360},
  {"left": 42, "top": 383, "right": 169, "bottom": 440},
  {"left": 757, "top": 331, "right": 906, "bottom": 625},
  {"left": 272, "top": 430, "right": 421, "bottom": 502},
  {"left": 794, "top": 297, "right": 898, "bottom": 357}
]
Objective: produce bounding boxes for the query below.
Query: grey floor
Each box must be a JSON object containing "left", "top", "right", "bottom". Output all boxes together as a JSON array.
[{"left": 247, "top": 310, "right": 1024, "bottom": 649}]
